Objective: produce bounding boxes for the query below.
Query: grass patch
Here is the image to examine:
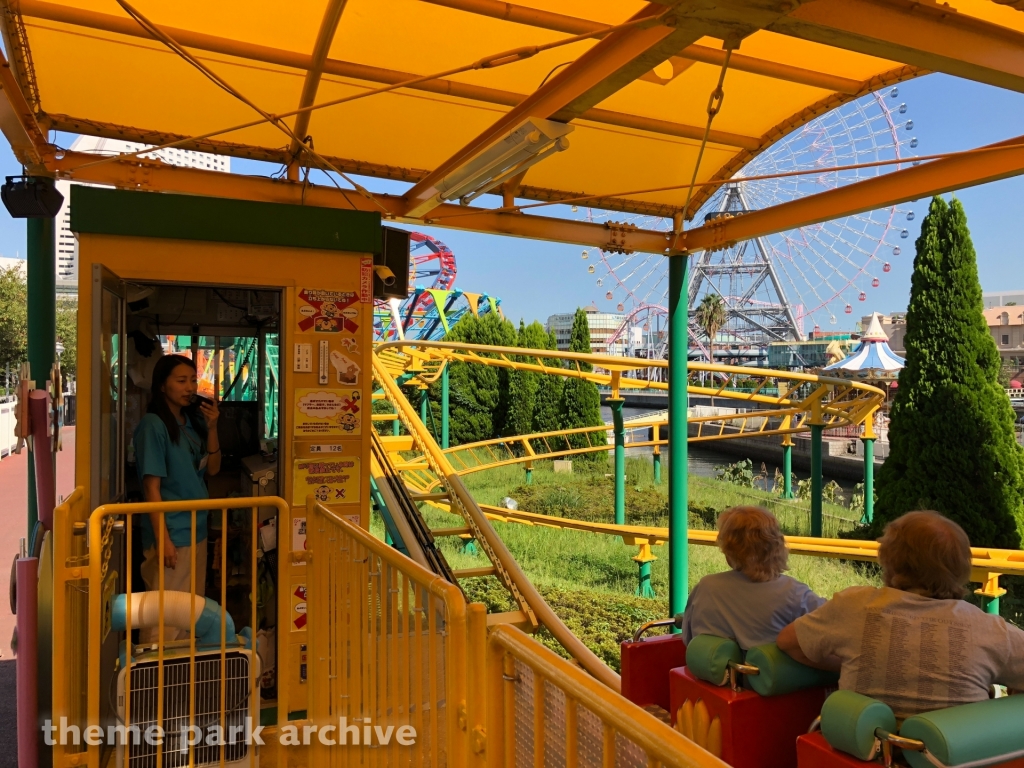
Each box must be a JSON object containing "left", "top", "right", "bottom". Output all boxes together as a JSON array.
[{"left": 372, "top": 456, "right": 881, "bottom": 669}]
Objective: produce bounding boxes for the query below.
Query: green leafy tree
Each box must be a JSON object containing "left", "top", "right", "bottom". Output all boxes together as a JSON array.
[
  {"left": 532, "top": 329, "right": 564, "bottom": 434},
  {"left": 56, "top": 296, "right": 78, "bottom": 379},
  {"left": 0, "top": 266, "right": 27, "bottom": 376},
  {"left": 0, "top": 267, "right": 78, "bottom": 384},
  {"left": 502, "top": 320, "right": 547, "bottom": 438},
  {"left": 561, "top": 308, "right": 603, "bottom": 457},
  {"left": 873, "top": 197, "right": 1024, "bottom": 548},
  {"left": 434, "top": 312, "right": 517, "bottom": 445},
  {"left": 694, "top": 293, "right": 726, "bottom": 365}
]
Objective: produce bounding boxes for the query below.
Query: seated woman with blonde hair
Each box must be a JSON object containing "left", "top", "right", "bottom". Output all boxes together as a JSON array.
[{"left": 678, "top": 505, "right": 825, "bottom": 650}]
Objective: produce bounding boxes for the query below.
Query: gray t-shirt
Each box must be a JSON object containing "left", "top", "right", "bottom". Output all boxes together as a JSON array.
[
  {"left": 679, "top": 569, "right": 826, "bottom": 650},
  {"left": 794, "top": 586, "right": 1024, "bottom": 719}
]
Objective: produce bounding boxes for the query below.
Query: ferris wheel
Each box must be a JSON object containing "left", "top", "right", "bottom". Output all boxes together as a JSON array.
[{"left": 587, "top": 86, "right": 918, "bottom": 359}]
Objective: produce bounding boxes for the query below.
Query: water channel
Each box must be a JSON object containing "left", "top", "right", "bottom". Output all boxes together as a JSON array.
[{"left": 600, "top": 403, "right": 860, "bottom": 496}]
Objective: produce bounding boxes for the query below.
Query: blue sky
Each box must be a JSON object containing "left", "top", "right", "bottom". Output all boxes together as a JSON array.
[{"left": 1, "top": 72, "right": 1022, "bottom": 327}]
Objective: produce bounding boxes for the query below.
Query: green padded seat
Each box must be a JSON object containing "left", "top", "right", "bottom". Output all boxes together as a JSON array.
[
  {"left": 686, "top": 634, "right": 742, "bottom": 687},
  {"left": 820, "top": 690, "right": 897, "bottom": 761},
  {"left": 745, "top": 643, "right": 840, "bottom": 697},
  {"left": 900, "top": 696, "right": 1024, "bottom": 768}
]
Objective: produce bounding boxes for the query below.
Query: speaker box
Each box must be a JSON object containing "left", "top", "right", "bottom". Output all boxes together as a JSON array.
[
  {"left": 375, "top": 226, "right": 411, "bottom": 300},
  {"left": 1, "top": 175, "right": 64, "bottom": 218}
]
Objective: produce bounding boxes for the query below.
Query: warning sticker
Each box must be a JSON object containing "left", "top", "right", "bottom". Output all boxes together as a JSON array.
[
  {"left": 297, "top": 288, "right": 360, "bottom": 334},
  {"left": 293, "top": 457, "right": 361, "bottom": 505},
  {"left": 329, "top": 350, "right": 361, "bottom": 385},
  {"left": 292, "top": 517, "right": 307, "bottom": 553},
  {"left": 293, "top": 388, "right": 361, "bottom": 436},
  {"left": 360, "top": 257, "right": 373, "bottom": 304},
  {"left": 291, "top": 584, "right": 307, "bottom": 631}
]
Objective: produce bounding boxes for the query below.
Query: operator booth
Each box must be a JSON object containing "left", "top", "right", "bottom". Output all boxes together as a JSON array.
[{"left": 52, "top": 186, "right": 406, "bottom": 764}]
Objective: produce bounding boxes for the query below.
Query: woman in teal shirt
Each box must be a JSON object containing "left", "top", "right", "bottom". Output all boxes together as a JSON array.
[{"left": 134, "top": 354, "right": 220, "bottom": 633}]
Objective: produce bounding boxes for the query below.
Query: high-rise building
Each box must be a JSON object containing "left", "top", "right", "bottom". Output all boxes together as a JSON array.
[
  {"left": 55, "top": 136, "right": 230, "bottom": 293},
  {"left": 546, "top": 303, "right": 626, "bottom": 355}
]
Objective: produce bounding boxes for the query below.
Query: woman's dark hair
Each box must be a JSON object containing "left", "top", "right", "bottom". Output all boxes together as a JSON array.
[{"left": 148, "top": 354, "right": 207, "bottom": 444}]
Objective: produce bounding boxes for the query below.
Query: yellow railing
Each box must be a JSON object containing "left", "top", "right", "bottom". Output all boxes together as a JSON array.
[
  {"left": 375, "top": 340, "right": 885, "bottom": 436},
  {"left": 373, "top": 353, "right": 622, "bottom": 691},
  {"left": 77, "top": 495, "right": 287, "bottom": 768},
  {"left": 304, "top": 497, "right": 470, "bottom": 768},
  {"left": 52, "top": 486, "right": 90, "bottom": 767},
  {"left": 303, "top": 502, "right": 727, "bottom": 768},
  {"left": 486, "top": 624, "right": 728, "bottom": 768}
]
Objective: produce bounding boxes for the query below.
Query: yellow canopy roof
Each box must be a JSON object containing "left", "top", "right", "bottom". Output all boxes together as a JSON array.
[{"left": 4, "top": 0, "right": 1024, "bottom": 248}]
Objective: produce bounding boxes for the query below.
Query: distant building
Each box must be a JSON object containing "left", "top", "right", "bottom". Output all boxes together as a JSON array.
[
  {"left": 546, "top": 303, "right": 626, "bottom": 355},
  {"left": 985, "top": 305, "right": 1024, "bottom": 357},
  {"left": 0, "top": 256, "right": 27, "bottom": 278},
  {"left": 984, "top": 290, "right": 1024, "bottom": 310},
  {"left": 768, "top": 335, "right": 856, "bottom": 369},
  {"left": 54, "top": 136, "right": 230, "bottom": 294}
]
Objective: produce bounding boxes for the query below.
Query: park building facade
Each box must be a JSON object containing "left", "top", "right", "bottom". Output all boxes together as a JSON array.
[
  {"left": 546, "top": 303, "right": 626, "bottom": 356},
  {"left": 53, "top": 136, "right": 229, "bottom": 294}
]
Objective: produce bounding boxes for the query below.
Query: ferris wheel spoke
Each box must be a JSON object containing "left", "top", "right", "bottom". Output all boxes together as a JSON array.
[{"left": 594, "top": 87, "right": 911, "bottom": 346}]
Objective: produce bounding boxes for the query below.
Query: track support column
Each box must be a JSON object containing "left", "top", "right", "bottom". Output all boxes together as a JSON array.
[
  {"left": 653, "top": 424, "right": 662, "bottom": 484},
  {"left": 861, "top": 409, "right": 876, "bottom": 524},
  {"left": 634, "top": 543, "right": 657, "bottom": 598},
  {"left": 420, "top": 387, "right": 428, "bottom": 426},
  {"left": 27, "top": 216, "right": 56, "bottom": 537},
  {"left": 976, "top": 575, "right": 1005, "bottom": 616},
  {"left": 441, "top": 362, "right": 450, "bottom": 449},
  {"left": 611, "top": 398, "right": 626, "bottom": 526},
  {"left": 862, "top": 438, "right": 875, "bottom": 524},
  {"left": 810, "top": 424, "right": 823, "bottom": 537},
  {"left": 782, "top": 436, "right": 793, "bottom": 499},
  {"left": 668, "top": 255, "right": 689, "bottom": 617},
  {"left": 525, "top": 460, "right": 533, "bottom": 485}
]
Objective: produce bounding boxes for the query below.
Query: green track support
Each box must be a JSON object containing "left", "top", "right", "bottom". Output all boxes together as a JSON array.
[
  {"left": 653, "top": 450, "right": 661, "bottom": 485},
  {"left": 782, "top": 441, "right": 793, "bottom": 499},
  {"left": 862, "top": 437, "right": 875, "bottom": 524},
  {"left": 668, "top": 256, "right": 689, "bottom": 617},
  {"left": 525, "top": 462, "right": 533, "bottom": 485},
  {"left": 441, "top": 364, "right": 450, "bottom": 449},
  {"left": 27, "top": 216, "right": 55, "bottom": 537},
  {"left": 420, "top": 388, "right": 428, "bottom": 426},
  {"left": 610, "top": 398, "right": 625, "bottom": 526},
  {"left": 368, "top": 477, "right": 408, "bottom": 557},
  {"left": 810, "top": 424, "right": 823, "bottom": 537},
  {"left": 984, "top": 595, "right": 1000, "bottom": 615},
  {"left": 635, "top": 561, "right": 655, "bottom": 598}
]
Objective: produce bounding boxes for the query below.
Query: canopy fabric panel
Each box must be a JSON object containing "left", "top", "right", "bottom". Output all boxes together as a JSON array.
[{"left": 6, "top": 0, "right": 1024, "bottom": 221}]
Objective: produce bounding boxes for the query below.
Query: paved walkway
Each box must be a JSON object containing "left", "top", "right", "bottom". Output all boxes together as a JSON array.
[{"left": 0, "top": 428, "right": 76, "bottom": 658}]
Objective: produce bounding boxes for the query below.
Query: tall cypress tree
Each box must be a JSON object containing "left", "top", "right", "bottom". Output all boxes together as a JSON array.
[
  {"left": 561, "top": 308, "right": 604, "bottom": 456},
  {"left": 873, "top": 197, "right": 1024, "bottom": 548},
  {"left": 532, "top": 328, "right": 564, "bottom": 434},
  {"left": 502, "top": 320, "right": 541, "bottom": 438}
]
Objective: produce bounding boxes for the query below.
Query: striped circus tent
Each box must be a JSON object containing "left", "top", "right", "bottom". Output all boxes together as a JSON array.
[{"left": 823, "top": 313, "right": 905, "bottom": 381}]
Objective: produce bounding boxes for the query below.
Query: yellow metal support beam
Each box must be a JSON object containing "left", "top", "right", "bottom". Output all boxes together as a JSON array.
[
  {"left": 401, "top": 1, "right": 709, "bottom": 217},
  {"left": 52, "top": 149, "right": 684, "bottom": 254},
  {"left": 422, "top": 0, "right": 865, "bottom": 94},
  {"left": 0, "top": 49, "right": 51, "bottom": 171},
  {"left": 286, "top": 0, "right": 350, "bottom": 179},
  {"left": 678, "top": 133, "right": 1024, "bottom": 251},
  {"left": 772, "top": 0, "right": 1024, "bottom": 94}
]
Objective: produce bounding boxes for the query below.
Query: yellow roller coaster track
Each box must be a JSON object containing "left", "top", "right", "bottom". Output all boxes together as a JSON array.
[
  {"left": 375, "top": 339, "right": 886, "bottom": 433},
  {"left": 372, "top": 341, "right": 1021, "bottom": 617}
]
